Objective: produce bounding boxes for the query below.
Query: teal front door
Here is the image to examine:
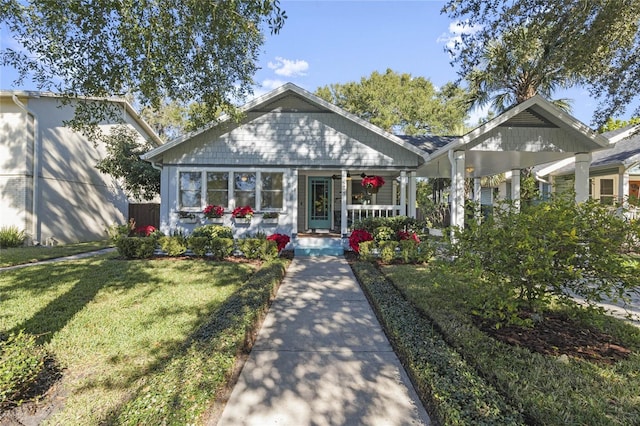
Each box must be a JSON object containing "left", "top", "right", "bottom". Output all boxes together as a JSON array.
[{"left": 308, "top": 177, "right": 332, "bottom": 229}]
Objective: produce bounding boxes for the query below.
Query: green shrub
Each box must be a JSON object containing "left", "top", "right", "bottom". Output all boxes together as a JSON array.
[
  {"left": 191, "top": 225, "right": 233, "bottom": 241},
  {"left": 187, "top": 236, "right": 209, "bottom": 257},
  {"left": 378, "top": 241, "right": 397, "bottom": 263},
  {"left": 209, "top": 238, "right": 234, "bottom": 260},
  {"left": 237, "top": 238, "right": 278, "bottom": 260},
  {"left": 399, "top": 239, "right": 419, "bottom": 263},
  {"left": 0, "top": 331, "right": 45, "bottom": 408},
  {"left": 352, "top": 216, "right": 421, "bottom": 234},
  {"left": 359, "top": 241, "right": 376, "bottom": 262},
  {"left": 452, "top": 197, "right": 640, "bottom": 323},
  {"left": 0, "top": 226, "right": 26, "bottom": 248},
  {"left": 115, "top": 237, "right": 157, "bottom": 259},
  {"left": 374, "top": 226, "right": 395, "bottom": 242},
  {"left": 106, "top": 219, "right": 135, "bottom": 244},
  {"left": 158, "top": 235, "right": 187, "bottom": 257}
]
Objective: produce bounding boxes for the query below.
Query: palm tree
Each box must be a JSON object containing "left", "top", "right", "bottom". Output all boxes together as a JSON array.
[{"left": 467, "top": 26, "right": 576, "bottom": 114}]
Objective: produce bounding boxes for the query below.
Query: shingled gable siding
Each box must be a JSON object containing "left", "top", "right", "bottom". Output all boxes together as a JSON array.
[
  {"left": 469, "top": 127, "right": 586, "bottom": 153},
  {"left": 162, "top": 112, "right": 420, "bottom": 168}
]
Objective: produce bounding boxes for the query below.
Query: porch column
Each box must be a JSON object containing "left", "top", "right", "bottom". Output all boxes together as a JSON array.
[
  {"left": 450, "top": 150, "right": 465, "bottom": 230},
  {"left": 408, "top": 171, "right": 417, "bottom": 218},
  {"left": 574, "top": 153, "right": 592, "bottom": 203},
  {"left": 292, "top": 169, "right": 299, "bottom": 236},
  {"left": 619, "top": 166, "right": 629, "bottom": 207},
  {"left": 511, "top": 168, "right": 521, "bottom": 211},
  {"left": 400, "top": 171, "right": 407, "bottom": 216},
  {"left": 473, "top": 177, "right": 482, "bottom": 222},
  {"left": 341, "top": 169, "right": 348, "bottom": 236}
]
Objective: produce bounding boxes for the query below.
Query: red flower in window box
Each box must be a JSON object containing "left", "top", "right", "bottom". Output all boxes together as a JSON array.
[
  {"left": 231, "top": 205, "right": 254, "bottom": 219},
  {"left": 203, "top": 205, "right": 224, "bottom": 218},
  {"left": 361, "top": 175, "right": 385, "bottom": 192},
  {"left": 267, "top": 233, "right": 291, "bottom": 253}
]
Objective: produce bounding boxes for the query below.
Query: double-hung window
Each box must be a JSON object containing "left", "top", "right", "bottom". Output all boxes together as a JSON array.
[{"left": 178, "top": 170, "right": 284, "bottom": 211}]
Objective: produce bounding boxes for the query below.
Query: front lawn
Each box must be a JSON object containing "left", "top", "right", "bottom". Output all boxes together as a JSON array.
[
  {"left": 0, "top": 253, "right": 287, "bottom": 424},
  {"left": 0, "top": 240, "right": 112, "bottom": 267},
  {"left": 359, "top": 260, "right": 640, "bottom": 425}
]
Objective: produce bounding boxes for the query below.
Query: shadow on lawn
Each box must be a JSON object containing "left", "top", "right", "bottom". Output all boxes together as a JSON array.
[{"left": 5, "top": 256, "right": 157, "bottom": 345}]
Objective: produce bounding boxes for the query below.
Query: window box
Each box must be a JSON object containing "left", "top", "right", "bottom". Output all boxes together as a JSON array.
[
  {"left": 234, "top": 217, "right": 252, "bottom": 226},
  {"left": 262, "top": 218, "right": 278, "bottom": 225},
  {"left": 206, "top": 217, "right": 225, "bottom": 224}
]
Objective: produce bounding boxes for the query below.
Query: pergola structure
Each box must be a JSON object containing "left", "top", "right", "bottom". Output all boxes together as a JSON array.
[{"left": 417, "top": 96, "right": 610, "bottom": 230}]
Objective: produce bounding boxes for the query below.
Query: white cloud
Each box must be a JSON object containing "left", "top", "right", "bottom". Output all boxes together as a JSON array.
[
  {"left": 437, "top": 20, "right": 482, "bottom": 52},
  {"left": 267, "top": 57, "right": 309, "bottom": 77}
]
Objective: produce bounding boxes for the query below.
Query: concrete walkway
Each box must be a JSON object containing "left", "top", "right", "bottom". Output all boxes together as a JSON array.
[
  {"left": 216, "top": 256, "right": 430, "bottom": 426},
  {"left": 0, "top": 248, "right": 116, "bottom": 272}
]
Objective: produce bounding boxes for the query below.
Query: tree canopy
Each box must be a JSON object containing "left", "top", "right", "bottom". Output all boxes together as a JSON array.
[
  {"left": 1, "top": 0, "right": 286, "bottom": 124},
  {"left": 315, "top": 69, "right": 469, "bottom": 136},
  {"left": 443, "top": 0, "right": 640, "bottom": 126}
]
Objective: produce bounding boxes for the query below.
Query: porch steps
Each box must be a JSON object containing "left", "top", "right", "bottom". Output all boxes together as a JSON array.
[{"left": 294, "top": 237, "right": 345, "bottom": 257}]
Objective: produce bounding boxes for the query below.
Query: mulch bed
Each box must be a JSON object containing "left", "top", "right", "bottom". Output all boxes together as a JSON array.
[{"left": 475, "top": 311, "right": 632, "bottom": 365}]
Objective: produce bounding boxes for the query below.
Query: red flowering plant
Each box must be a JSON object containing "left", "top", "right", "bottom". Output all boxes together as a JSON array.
[
  {"left": 349, "top": 229, "right": 373, "bottom": 253},
  {"left": 231, "top": 205, "right": 254, "bottom": 219},
  {"left": 134, "top": 225, "right": 157, "bottom": 237},
  {"left": 267, "top": 233, "right": 291, "bottom": 253},
  {"left": 398, "top": 230, "right": 420, "bottom": 243},
  {"left": 203, "top": 205, "right": 224, "bottom": 218},
  {"left": 361, "top": 175, "right": 385, "bottom": 191}
]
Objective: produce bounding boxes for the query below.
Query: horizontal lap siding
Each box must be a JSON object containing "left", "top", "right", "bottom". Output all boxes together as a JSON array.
[{"left": 163, "top": 112, "right": 420, "bottom": 168}]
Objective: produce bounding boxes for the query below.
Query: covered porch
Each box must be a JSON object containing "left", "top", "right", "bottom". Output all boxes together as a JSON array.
[
  {"left": 296, "top": 169, "right": 418, "bottom": 237},
  {"left": 417, "top": 96, "right": 610, "bottom": 232}
]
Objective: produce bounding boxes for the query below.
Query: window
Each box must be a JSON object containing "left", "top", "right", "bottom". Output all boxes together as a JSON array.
[
  {"left": 600, "top": 178, "right": 615, "bottom": 205},
  {"left": 179, "top": 172, "right": 202, "bottom": 209},
  {"left": 178, "top": 170, "right": 284, "bottom": 211},
  {"left": 207, "top": 172, "right": 229, "bottom": 207},
  {"left": 261, "top": 172, "right": 284, "bottom": 209},
  {"left": 234, "top": 172, "right": 256, "bottom": 207}
]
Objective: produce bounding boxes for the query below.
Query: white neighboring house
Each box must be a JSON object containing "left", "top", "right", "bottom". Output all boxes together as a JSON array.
[{"left": 0, "top": 91, "right": 162, "bottom": 244}]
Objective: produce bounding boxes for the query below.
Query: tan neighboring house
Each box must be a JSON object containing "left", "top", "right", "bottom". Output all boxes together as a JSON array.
[{"left": 0, "top": 91, "right": 162, "bottom": 244}]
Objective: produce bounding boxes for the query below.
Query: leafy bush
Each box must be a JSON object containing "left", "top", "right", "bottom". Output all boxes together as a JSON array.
[
  {"left": 158, "top": 235, "right": 187, "bottom": 256},
  {"left": 378, "top": 240, "right": 397, "bottom": 263},
  {"left": 115, "top": 237, "right": 157, "bottom": 259},
  {"left": 266, "top": 233, "right": 290, "bottom": 252},
  {"left": 0, "top": 226, "right": 26, "bottom": 248},
  {"left": 352, "top": 216, "right": 422, "bottom": 234},
  {"left": 209, "top": 237, "right": 234, "bottom": 260},
  {"left": 451, "top": 197, "right": 640, "bottom": 323},
  {"left": 399, "top": 239, "right": 419, "bottom": 263},
  {"left": 187, "top": 236, "right": 209, "bottom": 257},
  {"left": 191, "top": 225, "right": 233, "bottom": 241},
  {"left": 373, "top": 226, "right": 395, "bottom": 242},
  {"left": 237, "top": 238, "right": 278, "bottom": 260},
  {"left": 349, "top": 229, "right": 373, "bottom": 252},
  {"left": 106, "top": 219, "right": 135, "bottom": 243},
  {"left": 0, "top": 331, "right": 45, "bottom": 408}
]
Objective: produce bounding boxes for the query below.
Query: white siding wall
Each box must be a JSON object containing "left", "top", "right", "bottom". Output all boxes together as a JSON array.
[{"left": 470, "top": 127, "right": 585, "bottom": 153}]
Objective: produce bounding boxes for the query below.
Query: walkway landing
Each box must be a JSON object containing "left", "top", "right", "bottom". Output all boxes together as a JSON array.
[{"left": 215, "top": 256, "right": 430, "bottom": 426}]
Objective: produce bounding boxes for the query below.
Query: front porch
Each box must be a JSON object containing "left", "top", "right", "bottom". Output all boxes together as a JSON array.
[{"left": 297, "top": 169, "right": 418, "bottom": 236}]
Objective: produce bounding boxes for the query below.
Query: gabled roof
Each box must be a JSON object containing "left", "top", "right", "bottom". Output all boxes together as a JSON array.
[
  {"left": 142, "top": 83, "right": 428, "bottom": 162},
  {"left": 418, "top": 95, "right": 610, "bottom": 178},
  {"left": 0, "top": 90, "right": 163, "bottom": 146},
  {"left": 397, "top": 135, "right": 456, "bottom": 155}
]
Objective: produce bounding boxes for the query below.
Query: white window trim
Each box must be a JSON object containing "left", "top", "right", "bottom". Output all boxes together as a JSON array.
[{"left": 177, "top": 167, "right": 287, "bottom": 212}]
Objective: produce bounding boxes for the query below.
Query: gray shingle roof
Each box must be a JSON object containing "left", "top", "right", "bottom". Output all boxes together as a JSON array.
[{"left": 396, "top": 135, "right": 457, "bottom": 155}]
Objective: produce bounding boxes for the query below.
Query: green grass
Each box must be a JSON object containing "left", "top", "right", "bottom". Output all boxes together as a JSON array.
[
  {"left": 0, "top": 253, "right": 288, "bottom": 424},
  {"left": 0, "top": 240, "right": 112, "bottom": 267},
  {"left": 381, "top": 261, "right": 640, "bottom": 425}
]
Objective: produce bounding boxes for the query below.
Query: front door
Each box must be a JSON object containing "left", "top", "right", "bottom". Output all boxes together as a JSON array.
[{"left": 308, "top": 177, "right": 332, "bottom": 230}]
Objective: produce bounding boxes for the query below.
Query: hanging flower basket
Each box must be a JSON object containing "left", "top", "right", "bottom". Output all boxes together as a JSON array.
[{"left": 362, "top": 175, "right": 385, "bottom": 194}]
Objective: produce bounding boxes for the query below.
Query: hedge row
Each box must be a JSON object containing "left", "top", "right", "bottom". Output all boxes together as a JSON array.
[{"left": 351, "top": 261, "right": 524, "bottom": 426}]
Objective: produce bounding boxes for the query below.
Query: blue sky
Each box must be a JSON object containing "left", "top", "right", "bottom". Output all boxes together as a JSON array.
[{"left": 0, "top": 0, "right": 623, "bottom": 127}]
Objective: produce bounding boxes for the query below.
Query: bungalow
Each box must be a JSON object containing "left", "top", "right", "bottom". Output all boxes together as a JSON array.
[
  {"left": 141, "top": 84, "right": 610, "bottom": 240},
  {"left": 0, "top": 91, "right": 162, "bottom": 244}
]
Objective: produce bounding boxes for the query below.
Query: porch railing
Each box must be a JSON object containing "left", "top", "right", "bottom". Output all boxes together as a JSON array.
[{"left": 346, "top": 204, "right": 403, "bottom": 228}]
